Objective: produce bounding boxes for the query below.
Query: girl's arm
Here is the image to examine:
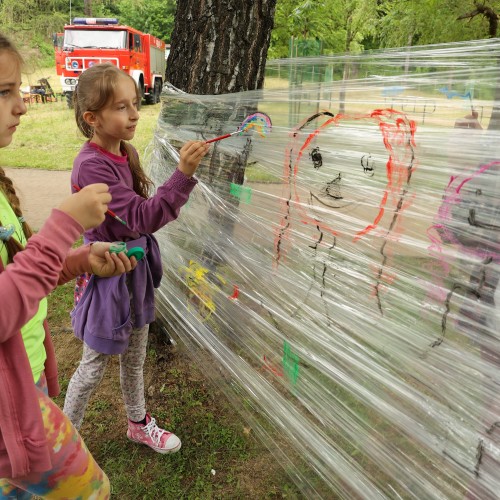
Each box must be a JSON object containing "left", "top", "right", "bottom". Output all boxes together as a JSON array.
[
  {"left": 0, "top": 210, "right": 82, "bottom": 343},
  {"left": 76, "top": 142, "right": 207, "bottom": 235},
  {"left": 78, "top": 164, "right": 197, "bottom": 235}
]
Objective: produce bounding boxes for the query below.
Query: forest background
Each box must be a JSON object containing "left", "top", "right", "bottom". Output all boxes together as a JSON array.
[{"left": 1, "top": 0, "right": 499, "bottom": 67}]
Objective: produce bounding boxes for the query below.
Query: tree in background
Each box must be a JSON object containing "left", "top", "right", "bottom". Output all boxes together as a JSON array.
[
  {"left": 166, "top": 0, "right": 277, "bottom": 94},
  {"left": 458, "top": 1, "right": 499, "bottom": 38},
  {"left": 269, "top": 0, "right": 500, "bottom": 57},
  {"left": 1, "top": 0, "right": 499, "bottom": 76},
  {"left": 1, "top": 0, "right": 67, "bottom": 66},
  {"left": 116, "top": 0, "right": 176, "bottom": 43},
  {"left": 0, "top": 0, "right": 119, "bottom": 65},
  {"left": 375, "top": 0, "right": 499, "bottom": 47},
  {"left": 269, "top": 0, "right": 379, "bottom": 58},
  {"left": 0, "top": 0, "right": 67, "bottom": 38}
]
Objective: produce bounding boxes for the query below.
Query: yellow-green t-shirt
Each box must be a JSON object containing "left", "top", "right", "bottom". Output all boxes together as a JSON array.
[{"left": 0, "top": 191, "right": 47, "bottom": 382}]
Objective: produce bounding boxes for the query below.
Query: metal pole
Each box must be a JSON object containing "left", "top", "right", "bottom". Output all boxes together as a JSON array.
[{"left": 69, "top": 0, "right": 72, "bottom": 24}]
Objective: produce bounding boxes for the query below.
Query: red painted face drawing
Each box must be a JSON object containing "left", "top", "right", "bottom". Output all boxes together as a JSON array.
[{"left": 274, "top": 109, "right": 417, "bottom": 317}]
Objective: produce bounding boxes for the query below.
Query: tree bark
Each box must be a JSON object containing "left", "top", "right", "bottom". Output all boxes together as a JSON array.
[
  {"left": 166, "top": 0, "right": 277, "bottom": 94},
  {"left": 153, "top": 1, "right": 277, "bottom": 345},
  {"left": 457, "top": 1, "right": 499, "bottom": 38}
]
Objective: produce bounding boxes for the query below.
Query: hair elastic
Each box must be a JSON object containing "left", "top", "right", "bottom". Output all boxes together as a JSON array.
[{"left": 0, "top": 224, "right": 15, "bottom": 241}]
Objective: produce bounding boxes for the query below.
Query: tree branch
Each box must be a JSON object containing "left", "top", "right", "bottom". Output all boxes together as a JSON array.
[{"left": 457, "top": 2, "right": 499, "bottom": 37}]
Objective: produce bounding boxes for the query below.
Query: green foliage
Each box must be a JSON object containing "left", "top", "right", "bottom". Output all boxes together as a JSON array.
[
  {"left": 0, "top": 0, "right": 66, "bottom": 34},
  {"left": 269, "top": 0, "right": 500, "bottom": 59},
  {"left": 374, "top": 0, "right": 497, "bottom": 47},
  {"left": 0, "top": 0, "right": 66, "bottom": 67},
  {"left": 0, "top": 0, "right": 175, "bottom": 69},
  {"left": 1, "top": 0, "right": 499, "bottom": 67},
  {"left": 269, "top": 0, "right": 383, "bottom": 58},
  {"left": 115, "top": 0, "right": 176, "bottom": 42}
]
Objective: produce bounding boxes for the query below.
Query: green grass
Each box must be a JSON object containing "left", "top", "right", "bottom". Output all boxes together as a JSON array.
[
  {"left": 245, "top": 162, "right": 282, "bottom": 183},
  {"left": 0, "top": 66, "right": 287, "bottom": 176},
  {"left": 0, "top": 65, "right": 158, "bottom": 170},
  {"left": 1, "top": 99, "right": 159, "bottom": 171},
  {"left": 47, "top": 272, "right": 299, "bottom": 498}
]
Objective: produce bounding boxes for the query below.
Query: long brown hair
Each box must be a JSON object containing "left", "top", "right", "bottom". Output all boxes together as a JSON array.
[
  {"left": 73, "top": 63, "right": 153, "bottom": 198},
  {"left": 0, "top": 33, "right": 32, "bottom": 264}
]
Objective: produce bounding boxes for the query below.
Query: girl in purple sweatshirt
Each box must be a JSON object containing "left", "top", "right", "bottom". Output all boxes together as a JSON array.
[
  {"left": 0, "top": 34, "right": 136, "bottom": 499},
  {"left": 64, "top": 63, "right": 209, "bottom": 454}
]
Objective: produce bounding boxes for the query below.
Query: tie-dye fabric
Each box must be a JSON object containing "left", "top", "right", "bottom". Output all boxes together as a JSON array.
[{"left": 0, "top": 373, "right": 109, "bottom": 499}]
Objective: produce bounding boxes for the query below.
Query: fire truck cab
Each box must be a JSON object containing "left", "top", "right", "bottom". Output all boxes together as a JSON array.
[{"left": 56, "top": 18, "right": 166, "bottom": 108}]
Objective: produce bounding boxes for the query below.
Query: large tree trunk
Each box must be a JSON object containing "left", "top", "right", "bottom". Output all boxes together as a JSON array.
[
  {"left": 163, "top": 0, "right": 277, "bottom": 204},
  {"left": 166, "top": 0, "right": 277, "bottom": 94},
  {"left": 153, "top": 1, "right": 276, "bottom": 346}
]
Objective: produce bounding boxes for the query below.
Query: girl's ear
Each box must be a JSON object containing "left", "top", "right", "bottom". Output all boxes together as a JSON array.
[{"left": 83, "top": 111, "right": 98, "bottom": 127}]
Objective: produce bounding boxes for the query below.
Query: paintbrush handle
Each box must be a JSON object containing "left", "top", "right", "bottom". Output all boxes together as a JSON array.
[{"left": 205, "top": 130, "right": 240, "bottom": 144}]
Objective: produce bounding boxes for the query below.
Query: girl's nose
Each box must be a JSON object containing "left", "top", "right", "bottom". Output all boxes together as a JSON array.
[{"left": 15, "top": 94, "right": 27, "bottom": 116}]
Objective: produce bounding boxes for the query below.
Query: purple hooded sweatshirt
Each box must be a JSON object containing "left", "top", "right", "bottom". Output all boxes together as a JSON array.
[{"left": 70, "top": 141, "right": 197, "bottom": 354}]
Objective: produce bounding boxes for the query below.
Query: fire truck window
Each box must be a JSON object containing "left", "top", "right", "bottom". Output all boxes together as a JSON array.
[{"left": 134, "top": 34, "right": 141, "bottom": 52}]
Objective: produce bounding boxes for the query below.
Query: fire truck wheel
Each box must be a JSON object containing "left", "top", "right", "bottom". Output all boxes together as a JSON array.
[
  {"left": 145, "top": 80, "right": 161, "bottom": 105},
  {"left": 154, "top": 79, "right": 162, "bottom": 104}
]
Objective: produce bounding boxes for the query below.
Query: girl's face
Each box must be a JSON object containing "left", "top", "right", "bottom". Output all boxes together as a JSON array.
[
  {"left": 90, "top": 74, "right": 140, "bottom": 152},
  {"left": 0, "top": 51, "right": 26, "bottom": 148}
]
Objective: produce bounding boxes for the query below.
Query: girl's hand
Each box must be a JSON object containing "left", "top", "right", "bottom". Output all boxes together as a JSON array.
[
  {"left": 178, "top": 140, "right": 210, "bottom": 177},
  {"left": 58, "top": 183, "right": 111, "bottom": 230},
  {"left": 88, "top": 242, "right": 137, "bottom": 277}
]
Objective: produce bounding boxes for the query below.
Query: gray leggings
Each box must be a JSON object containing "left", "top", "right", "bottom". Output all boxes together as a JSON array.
[{"left": 63, "top": 324, "right": 150, "bottom": 429}]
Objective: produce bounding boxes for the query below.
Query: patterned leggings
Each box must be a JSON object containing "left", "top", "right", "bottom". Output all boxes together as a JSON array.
[
  {"left": 0, "top": 374, "right": 109, "bottom": 500},
  {"left": 63, "top": 324, "right": 150, "bottom": 429}
]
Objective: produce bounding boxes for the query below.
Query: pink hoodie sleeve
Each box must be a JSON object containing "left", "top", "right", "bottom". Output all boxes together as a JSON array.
[
  {"left": 0, "top": 209, "right": 83, "bottom": 343},
  {"left": 58, "top": 245, "right": 91, "bottom": 285}
]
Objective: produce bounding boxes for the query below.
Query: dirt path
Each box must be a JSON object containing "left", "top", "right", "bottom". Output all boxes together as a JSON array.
[{"left": 5, "top": 168, "right": 71, "bottom": 230}]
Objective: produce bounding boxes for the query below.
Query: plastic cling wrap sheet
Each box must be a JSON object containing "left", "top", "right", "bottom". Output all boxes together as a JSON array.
[{"left": 147, "top": 39, "right": 500, "bottom": 499}]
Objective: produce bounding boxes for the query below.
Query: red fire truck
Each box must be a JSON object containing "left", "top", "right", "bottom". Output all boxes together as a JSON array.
[{"left": 55, "top": 18, "right": 166, "bottom": 108}]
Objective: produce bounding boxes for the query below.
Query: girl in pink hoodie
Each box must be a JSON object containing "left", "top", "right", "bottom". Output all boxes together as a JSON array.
[{"left": 0, "top": 33, "right": 136, "bottom": 499}]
